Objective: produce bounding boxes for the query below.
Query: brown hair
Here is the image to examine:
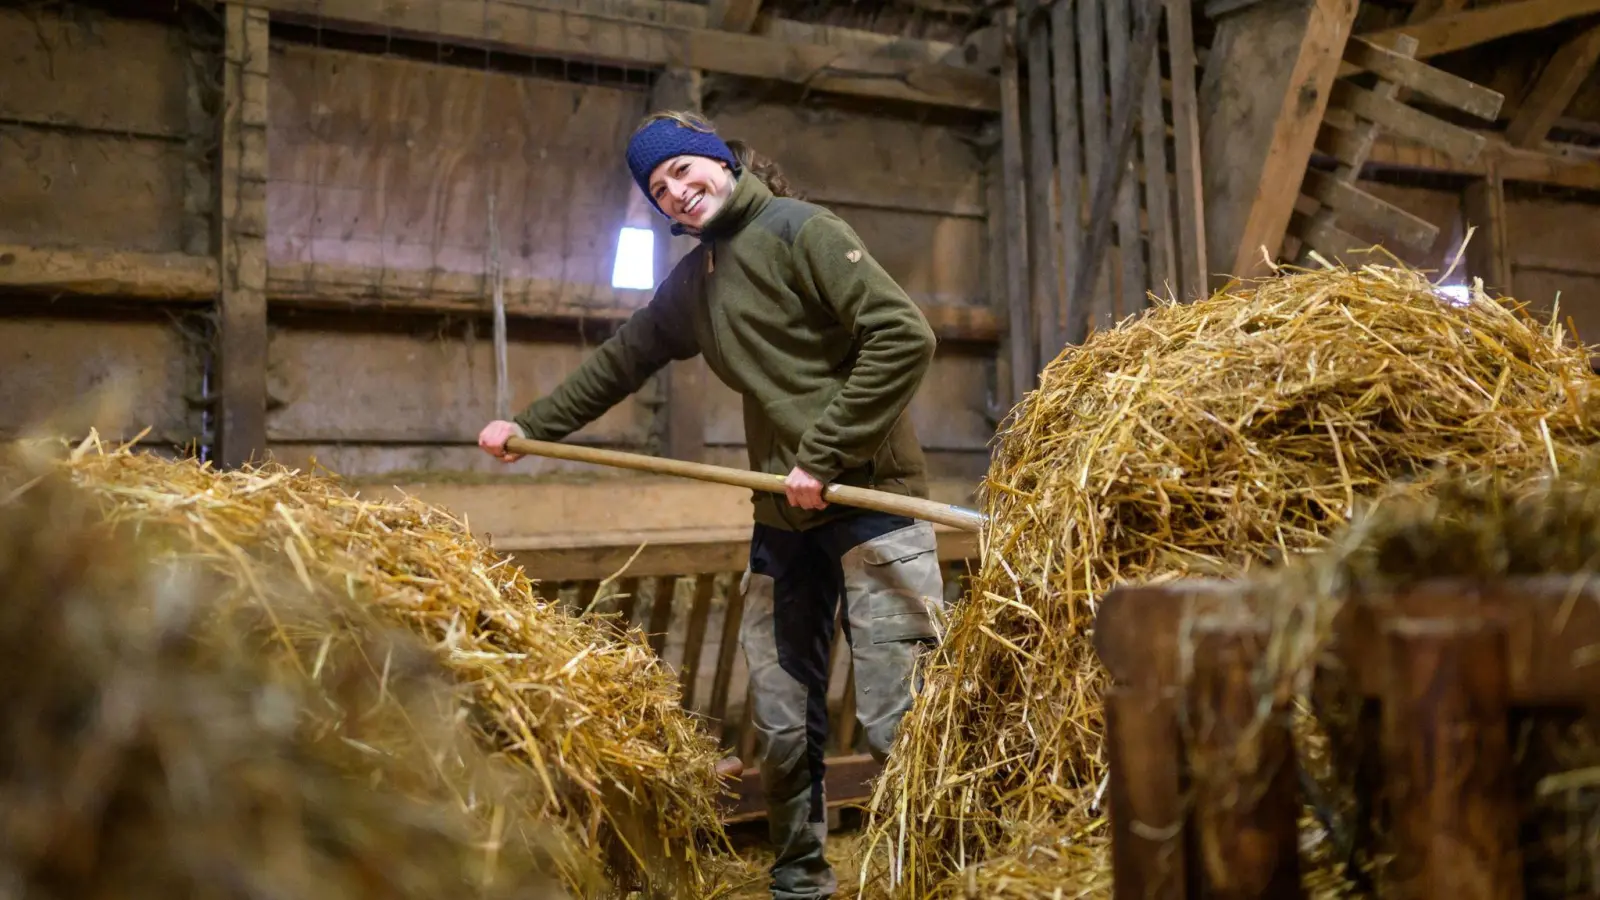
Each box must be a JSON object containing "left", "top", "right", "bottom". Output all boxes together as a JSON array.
[{"left": 634, "top": 109, "right": 801, "bottom": 200}]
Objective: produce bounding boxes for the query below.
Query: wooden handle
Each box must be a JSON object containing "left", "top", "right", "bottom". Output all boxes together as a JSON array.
[{"left": 502, "top": 437, "right": 987, "bottom": 533}]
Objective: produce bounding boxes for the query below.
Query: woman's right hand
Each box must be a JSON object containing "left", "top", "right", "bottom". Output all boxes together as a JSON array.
[{"left": 478, "top": 420, "right": 526, "bottom": 463}]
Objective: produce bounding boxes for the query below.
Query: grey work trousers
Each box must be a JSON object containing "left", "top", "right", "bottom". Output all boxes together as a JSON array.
[{"left": 737, "top": 512, "right": 945, "bottom": 900}]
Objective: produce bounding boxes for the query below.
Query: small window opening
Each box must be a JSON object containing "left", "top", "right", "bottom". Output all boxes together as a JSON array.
[
  {"left": 611, "top": 226, "right": 655, "bottom": 289},
  {"left": 1436, "top": 284, "right": 1472, "bottom": 307}
]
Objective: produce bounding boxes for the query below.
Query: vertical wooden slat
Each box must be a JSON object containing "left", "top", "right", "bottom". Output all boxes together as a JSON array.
[
  {"left": 219, "top": 4, "right": 269, "bottom": 469},
  {"left": 1025, "top": 5, "right": 1060, "bottom": 366},
  {"left": 1187, "top": 618, "right": 1303, "bottom": 899},
  {"left": 1462, "top": 157, "right": 1512, "bottom": 294},
  {"left": 1165, "top": 0, "right": 1207, "bottom": 300},
  {"left": 1105, "top": 685, "right": 1188, "bottom": 900},
  {"left": 679, "top": 573, "right": 717, "bottom": 710},
  {"left": 645, "top": 574, "right": 680, "bottom": 658},
  {"left": 1050, "top": 0, "right": 1086, "bottom": 347},
  {"left": 1104, "top": 0, "right": 1149, "bottom": 318},
  {"left": 1139, "top": 4, "right": 1177, "bottom": 304},
  {"left": 1381, "top": 617, "right": 1523, "bottom": 900},
  {"left": 708, "top": 575, "right": 746, "bottom": 725},
  {"left": 615, "top": 576, "right": 643, "bottom": 630},
  {"left": 1076, "top": 0, "right": 1113, "bottom": 334},
  {"left": 574, "top": 579, "right": 601, "bottom": 614},
  {"left": 999, "top": 9, "right": 1035, "bottom": 400}
]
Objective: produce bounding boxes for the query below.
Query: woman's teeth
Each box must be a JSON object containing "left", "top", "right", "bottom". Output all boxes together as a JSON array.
[{"left": 685, "top": 191, "right": 703, "bottom": 214}]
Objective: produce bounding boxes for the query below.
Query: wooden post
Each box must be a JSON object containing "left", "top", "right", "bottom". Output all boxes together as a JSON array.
[
  {"left": 1049, "top": 0, "right": 1084, "bottom": 346},
  {"left": 1024, "top": 5, "right": 1059, "bottom": 368},
  {"left": 1105, "top": 685, "right": 1189, "bottom": 900},
  {"left": 1075, "top": 0, "right": 1113, "bottom": 334},
  {"left": 999, "top": 9, "right": 1035, "bottom": 401},
  {"left": 1380, "top": 617, "right": 1524, "bottom": 900},
  {"left": 1165, "top": 0, "right": 1208, "bottom": 300},
  {"left": 218, "top": 4, "right": 270, "bottom": 469},
  {"left": 1199, "top": 0, "right": 1358, "bottom": 284},
  {"left": 1185, "top": 616, "right": 1304, "bottom": 900},
  {"left": 1462, "top": 159, "right": 1513, "bottom": 295},
  {"left": 1104, "top": 0, "right": 1149, "bottom": 318},
  {"left": 652, "top": 68, "right": 708, "bottom": 462},
  {"left": 1504, "top": 23, "right": 1600, "bottom": 149}
]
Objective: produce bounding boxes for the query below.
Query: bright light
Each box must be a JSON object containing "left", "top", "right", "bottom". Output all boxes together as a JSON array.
[
  {"left": 1436, "top": 284, "right": 1472, "bottom": 306},
  {"left": 611, "top": 226, "right": 655, "bottom": 289}
]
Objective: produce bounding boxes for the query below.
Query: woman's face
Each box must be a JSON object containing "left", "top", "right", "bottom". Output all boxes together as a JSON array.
[{"left": 648, "top": 155, "right": 734, "bottom": 230}]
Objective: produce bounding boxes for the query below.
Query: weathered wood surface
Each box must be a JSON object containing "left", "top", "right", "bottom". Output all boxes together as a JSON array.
[
  {"left": 239, "top": 0, "right": 1000, "bottom": 111},
  {"left": 1349, "top": 0, "right": 1600, "bottom": 72},
  {"left": 1200, "top": 0, "right": 1359, "bottom": 283},
  {"left": 219, "top": 4, "right": 271, "bottom": 469},
  {"left": 0, "top": 129, "right": 190, "bottom": 253},
  {"left": 1504, "top": 23, "right": 1600, "bottom": 148},
  {"left": 1187, "top": 618, "right": 1303, "bottom": 900},
  {"left": 1166, "top": 0, "right": 1208, "bottom": 302},
  {"left": 0, "top": 314, "right": 198, "bottom": 445},
  {"left": 999, "top": 9, "right": 1032, "bottom": 404},
  {"left": 1380, "top": 618, "right": 1523, "bottom": 900},
  {"left": 0, "top": 245, "right": 217, "bottom": 299},
  {"left": 1104, "top": 686, "right": 1188, "bottom": 900},
  {"left": 0, "top": 7, "right": 190, "bottom": 139},
  {"left": 1463, "top": 161, "right": 1513, "bottom": 293},
  {"left": 1024, "top": 6, "right": 1059, "bottom": 364}
]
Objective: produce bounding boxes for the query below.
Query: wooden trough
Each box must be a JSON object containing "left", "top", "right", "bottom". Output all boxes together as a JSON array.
[{"left": 1095, "top": 575, "right": 1600, "bottom": 900}]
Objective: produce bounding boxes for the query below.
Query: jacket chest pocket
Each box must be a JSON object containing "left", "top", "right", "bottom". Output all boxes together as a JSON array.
[{"left": 843, "top": 522, "right": 944, "bottom": 644}]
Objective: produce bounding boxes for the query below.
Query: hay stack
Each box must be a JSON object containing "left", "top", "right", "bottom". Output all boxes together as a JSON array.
[
  {"left": 860, "top": 264, "right": 1600, "bottom": 896},
  {"left": 0, "top": 459, "right": 567, "bottom": 899},
  {"left": 43, "top": 435, "right": 730, "bottom": 898}
]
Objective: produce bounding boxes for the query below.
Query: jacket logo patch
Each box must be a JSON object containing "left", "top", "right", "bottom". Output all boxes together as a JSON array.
[{"left": 846, "top": 249, "right": 862, "bottom": 263}]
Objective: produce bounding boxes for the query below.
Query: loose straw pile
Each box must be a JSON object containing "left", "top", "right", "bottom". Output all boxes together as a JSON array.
[
  {"left": 0, "top": 460, "right": 567, "bottom": 899},
  {"left": 43, "top": 435, "right": 731, "bottom": 898},
  {"left": 860, "top": 264, "right": 1600, "bottom": 897}
]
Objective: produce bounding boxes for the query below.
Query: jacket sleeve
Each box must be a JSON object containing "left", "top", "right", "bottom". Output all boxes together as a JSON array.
[
  {"left": 791, "top": 214, "right": 936, "bottom": 483},
  {"left": 512, "top": 255, "right": 700, "bottom": 442}
]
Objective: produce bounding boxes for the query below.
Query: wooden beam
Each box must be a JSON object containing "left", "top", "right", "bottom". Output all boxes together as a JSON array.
[
  {"left": 240, "top": 0, "right": 999, "bottom": 112},
  {"left": 219, "top": 4, "right": 270, "bottom": 469},
  {"left": 1505, "top": 23, "right": 1600, "bottom": 148},
  {"left": 1023, "top": 7, "right": 1059, "bottom": 364},
  {"left": 1199, "top": 0, "right": 1360, "bottom": 283},
  {"left": 1359, "top": 131, "right": 1600, "bottom": 191},
  {"left": 652, "top": 68, "right": 708, "bottom": 463},
  {"left": 1329, "top": 79, "right": 1487, "bottom": 162},
  {"left": 0, "top": 245, "right": 216, "bottom": 299},
  {"left": 999, "top": 10, "right": 1033, "bottom": 402},
  {"left": 1166, "top": 0, "right": 1209, "bottom": 302},
  {"left": 1105, "top": 0, "right": 1149, "bottom": 318},
  {"left": 706, "top": 0, "right": 763, "bottom": 32},
  {"left": 1349, "top": 0, "right": 1600, "bottom": 72},
  {"left": 1050, "top": 0, "right": 1084, "bottom": 344},
  {"left": 1341, "top": 36, "right": 1504, "bottom": 120},
  {"left": 1301, "top": 169, "right": 1440, "bottom": 250},
  {"left": 1461, "top": 160, "right": 1512, "bottom": 294}
]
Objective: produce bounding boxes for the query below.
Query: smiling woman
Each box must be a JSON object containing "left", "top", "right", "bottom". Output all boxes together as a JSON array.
[{"left": 474, "top": 109, "right": 946, "bottom": 900}]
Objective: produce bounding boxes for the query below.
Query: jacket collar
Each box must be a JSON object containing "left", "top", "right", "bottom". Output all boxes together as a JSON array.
[{"left": 671, "top": 169, "right": 771, "bottom": 240}]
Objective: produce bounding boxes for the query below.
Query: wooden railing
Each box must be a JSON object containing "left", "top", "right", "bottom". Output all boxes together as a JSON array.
[
  {"left": 504, "top": 527, "right": 979, "bottom": 822},
  {"left": 1095, "top": 575, "right": 1600, "bottom": 899}
]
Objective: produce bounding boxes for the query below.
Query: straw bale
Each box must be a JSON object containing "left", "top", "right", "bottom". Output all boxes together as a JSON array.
[
  {"left": 859, "top": 264, "right": 1600, "bottom": 896},
  {"left": 38, "top": 434, "right": 731, "bottom": 898},
  {"left": 0, "top": 457, "right": 568, "bottom": 899}
]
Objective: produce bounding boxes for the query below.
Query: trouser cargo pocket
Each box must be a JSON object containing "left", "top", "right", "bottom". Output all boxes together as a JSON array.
[{"left": 842, "top": 522, "right": 944, "bottom": 645}]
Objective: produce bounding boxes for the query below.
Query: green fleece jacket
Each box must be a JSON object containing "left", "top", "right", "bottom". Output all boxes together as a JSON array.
[{"left": 513, "top": 171, "right": 937, "bottom": 531}]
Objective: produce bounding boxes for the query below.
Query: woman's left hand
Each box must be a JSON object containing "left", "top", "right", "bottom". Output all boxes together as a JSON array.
[{"left": 784, "top": 466, "right": 829, "bottom": 510}]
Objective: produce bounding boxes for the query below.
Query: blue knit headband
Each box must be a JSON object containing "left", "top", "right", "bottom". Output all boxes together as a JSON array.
[{"left": 626, "top": 118, "right": 739, "bottom": 217}]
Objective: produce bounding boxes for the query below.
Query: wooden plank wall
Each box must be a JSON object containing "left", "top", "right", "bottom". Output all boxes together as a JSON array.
[
  {"left": 0, "top": 4, "right": 998, "bottom": 488},
  {"left": 0, "top": 8, "right": 206, "bottom": 447}
]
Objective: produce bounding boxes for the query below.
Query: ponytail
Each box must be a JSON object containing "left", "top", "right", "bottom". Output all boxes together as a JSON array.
[{"left": 633, "top": 110, "right": 801, "bottom": 200}]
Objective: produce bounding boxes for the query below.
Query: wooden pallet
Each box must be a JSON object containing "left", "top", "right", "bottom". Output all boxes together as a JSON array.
[{"left": 1094, "top": 575, "right": 1600, "bottom": 899}]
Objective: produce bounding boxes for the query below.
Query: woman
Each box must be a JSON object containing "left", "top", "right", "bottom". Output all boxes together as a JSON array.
[{"left": 477, "top": 111, "right": 945, "bottom": 900}]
